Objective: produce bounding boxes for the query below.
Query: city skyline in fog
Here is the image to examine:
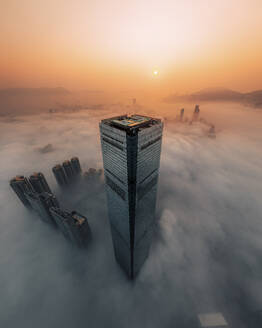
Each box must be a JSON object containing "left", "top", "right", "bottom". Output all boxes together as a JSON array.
[{"left": 1, "top": 103, "right": 262, "bottom": 327}]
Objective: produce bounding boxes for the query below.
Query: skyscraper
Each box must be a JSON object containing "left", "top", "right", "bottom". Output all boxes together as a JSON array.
[
  {"left": 50, "top": 208, "right": 91, "bottom": 247},
  {"left": 62, "top": 160, "right": 74, "bottom": 181},
  {"left": 10, "top": 175, "right": 33, "bottom": 208},
  {"left": 29, "top": 172, "right": 52, "bottom": 194},
  {"left": 99, "top": 114, "right": 163, "bottom": 278},
  {"left": 192, "top": 104, "right": 200, "bottom": 121},
  {"left": 180, "top": 108, "right": 185, "bottom": 121},
  {"left": 71, "top": 157, "right": 82, "bottom": 175},
  {"left": 52, "top": 164, "right": 68, "bottom": 187},
  {"left": 26, "top": 191, "right": 59, "bottom": 225}
]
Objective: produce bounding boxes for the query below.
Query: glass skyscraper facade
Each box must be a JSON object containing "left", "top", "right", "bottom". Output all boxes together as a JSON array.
[{"left": 99, "top": 114, "right": 163, "bottom": 278}]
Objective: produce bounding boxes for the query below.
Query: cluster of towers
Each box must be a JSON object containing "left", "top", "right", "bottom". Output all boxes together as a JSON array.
[
  {"left": 52, "top": 157, "right": 82, "bottom": 187},
  {"left": 10, "top": 170, "right": 91, "bottom": 248},
  {"left": 175, "top": 104, "right": 200, "bottom": 123},
  {"left": 173, "top": 105, "right": 216, "bottom": 138},
  {"left": 52, "top": 157, "right": 102, "bottom": 188},
  {"left": 10, "top": 114, "right": 163, "bottom": 279}
]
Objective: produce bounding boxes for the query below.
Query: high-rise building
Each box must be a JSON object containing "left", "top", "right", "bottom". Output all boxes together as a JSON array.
[
  {"left": 10, "top": 175, "right": 33, "bottom": 208},
  {"left": 99, "top": 114, "right": 163, "bottom": 278},
  {"left": 29, "top": 172, "right": 52, "bottom": 194},
  {"left": 71, "top": 157, "right": 82, "bottom": 175},
  {"left": 52, "top": 164, "right": 68, "bottom": 187},
  {"left": 50, "top": 208, "right": 91, "bottom": 247},
  {"left": 208, "top": 125, "right": 216, "bottom": 139},
  {"left": 62, "top": 160, "right": 74, "bottom": 181},
  {"left": 180, "top": 108, "right": 185, "bottom": 121},
  {"left": 26, "top": 191, "right": 59, "bottom": 225},
  {"left": 193, "top": 105, "right": 200, "bottom": 121}
]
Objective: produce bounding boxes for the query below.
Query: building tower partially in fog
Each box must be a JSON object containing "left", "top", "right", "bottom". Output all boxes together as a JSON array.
[
  {"left": 10, "top": 176, "right": 33, "bottom": 208},
  {"left": 99, "top": 114, "right": 163, "bottom": 278},
  {"left": 29, "top": 172, "right": 52, "bottom": 194},
  {"left": 50, "top": 208, "right": 91, "bottom": 247},
  {"left": 71, "top": 157, "right": 82, "bottom": 175},
  {"left": 192, "top": 104, "right": 200, "bottom": 121},
  {"left": 52, "top": 164, "right": 68, "bottom": 187},
  {"left": 26, "top": 191, "right": 59, "bottom": 225},
  {"left": 62, "top": 160, "right": 74, "bottom": 181},
  {"left": 180, "top": 108, "right": 184, "bottom": 121}
]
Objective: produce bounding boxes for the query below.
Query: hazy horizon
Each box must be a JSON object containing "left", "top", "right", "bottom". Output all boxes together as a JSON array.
[{"left": 1, "top": 0, "right": 262, "bottom": 100}]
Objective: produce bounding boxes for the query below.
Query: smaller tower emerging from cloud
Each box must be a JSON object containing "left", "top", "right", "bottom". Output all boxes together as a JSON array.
[
  {"left": 50, "top": 208, "right": 91, "bottom": 247},
  {"left": 52, "top": 164, "right": 68, "bottom": 187},
  {"left": 63, "top": 160, "right": 75, "bottom": 182},
  {"left": 192, "top": 105, "right": 200, "bottom": 121},
  {"left": 26, "top": 191, "right": 59, "bottom": 225},
  {"left": 10, "top": 176, "right": 33, "bottom": 208},
  {"left": 70, "top": 157, "right": 82, "bottom": 175},
  {"left": 53, "top": 157, "right": 83, "bottom": 187},
  {"left": 180, "top": 108, "right": 184, "bottom": 122},
  {"left": 208, "top": 124, "right": 216, "bottom": 138},
  {"left": 29, "top": 172, "right": 52, "bottom": 194}
]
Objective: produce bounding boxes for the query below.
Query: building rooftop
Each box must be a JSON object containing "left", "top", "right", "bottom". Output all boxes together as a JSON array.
[
  {"left": 12, "top": 175, "right": 25, "bottom": 181},
  {"left": 72, "top": 212, "right": 86, "bottom": 225},
  {"left": 101, "top": 114, "right": 161, "bottom": 133},
  {"left": 112, "top": 115, "right": 151, "bottom": 128},
  {"left": 53, "top": 164, "right": 62, "bottom": 170},
  {"left": 30, "top": 172, "right": 41, "bottom": 179}
]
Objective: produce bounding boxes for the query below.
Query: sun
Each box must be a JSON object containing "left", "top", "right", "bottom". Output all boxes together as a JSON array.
[{"left": 153, "top": 70, "right": 159, "bottom": 76}]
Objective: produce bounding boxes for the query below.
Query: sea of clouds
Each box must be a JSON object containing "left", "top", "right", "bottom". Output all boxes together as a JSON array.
[{"left": 0, "top": 103, "right": 261, "bottom": 328}]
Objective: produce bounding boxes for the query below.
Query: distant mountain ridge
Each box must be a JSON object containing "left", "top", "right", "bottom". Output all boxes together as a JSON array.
[
  {"left": 0, "top": 87, "right": 71, "bottom": 115},
  {"left": 164, "top": 88, "right": 262, "bottom": 107},
  {"left": 0, "top": 87, "right": 70, "bottom": 96}
]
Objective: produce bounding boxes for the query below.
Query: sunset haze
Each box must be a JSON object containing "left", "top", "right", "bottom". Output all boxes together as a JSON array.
[{"left": 1, "top": 0, "right": 262, "bottom": 98}]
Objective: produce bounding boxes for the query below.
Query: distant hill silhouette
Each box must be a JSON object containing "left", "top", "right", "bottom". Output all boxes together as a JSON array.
[
  {"left": 164, "top": 88, "right": 262, "bottom": 107},
  {"left": 0, "top": 87, "right": 70, "bottom": 97},
  {"left": 0, "top": 87, "right": 71, "bottom": 115}
]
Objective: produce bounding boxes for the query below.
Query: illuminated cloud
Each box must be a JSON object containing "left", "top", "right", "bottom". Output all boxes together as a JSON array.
[{"left": 0, "top": 104, "right": 262, "bottom": 327}]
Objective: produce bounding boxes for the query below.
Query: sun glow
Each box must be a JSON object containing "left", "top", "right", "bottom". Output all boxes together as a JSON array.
[{"left": 153, "top": 70, "right": 159, "bottom": 76}]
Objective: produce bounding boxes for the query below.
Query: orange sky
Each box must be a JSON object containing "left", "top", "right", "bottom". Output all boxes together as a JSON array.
[{"left": 1, "top": 0, "right": 262, "bottom": 97}]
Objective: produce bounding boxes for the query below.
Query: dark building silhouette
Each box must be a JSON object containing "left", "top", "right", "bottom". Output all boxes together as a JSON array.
[
  {"left": 71, "top": 157, "right": 82, "bottom": 175},
  {"left": 10, "top": 176, "right": 33, "bottom": 208},
  {"left": 26, "top": 191, "right": 59, "bottom": 225},
  {"left": 52, "top": 164, "right": 68, "bottom": 187},
  {"left": 29, "top": 172, "right": 52, "bottom": 194},
  {"left": 208, "top": 125, "right": 216, "bottom": 138},
  {"left": 83, "top": 167, "right": 102, "bottom": 181},
  {"left": 193, "top": 104, "right": 200, "bottom": 121},
  {"left": 100, "top": 114, "right": 163, "bottom": 278},
  {"left": 62, "top": 160, "right": 74, "bottom": 181},
  {"left": 180, "top": 108, "right": 184, "bottom": 121},
  {"left": 50, "top": 208, "right": 91, "bottom": 247},
  {"left": 53, "top": 157, "right": 83, "bottom": 187}
]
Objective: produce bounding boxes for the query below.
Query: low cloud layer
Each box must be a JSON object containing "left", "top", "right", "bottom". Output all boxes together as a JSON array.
[{"left": 0, "top": 104, "right": 262, "bottom": 328}]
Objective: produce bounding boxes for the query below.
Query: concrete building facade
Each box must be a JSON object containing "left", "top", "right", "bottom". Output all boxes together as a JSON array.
[{"left": 50, "top": 208, "right": 91, "bottom": 247}]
